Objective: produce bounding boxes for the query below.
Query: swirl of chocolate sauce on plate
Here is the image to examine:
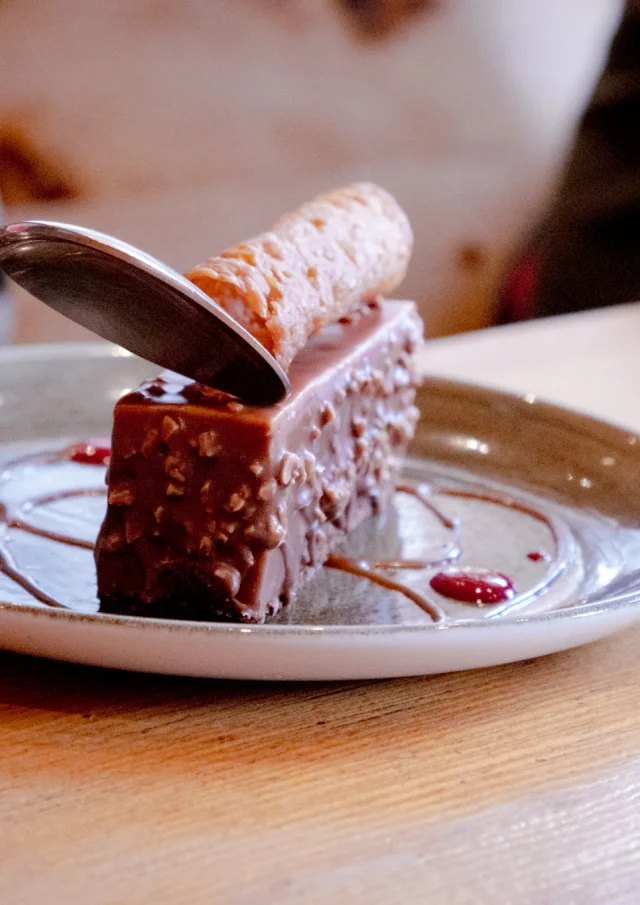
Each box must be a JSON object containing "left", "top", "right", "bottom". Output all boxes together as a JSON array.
[
  {"left": 0, "top": 443, "right": 562, "bottom": 622},
  {"left": 326, "top": 554, "right": 447, "bottom": 623},
  {"left": 0, "top": 443, "right": 108, "bottom": 608},
  {"left": 13, "top": 488, "right": 106, "bottom": 550},
  {"left": 326, "top": 483, "right": 563, "bottom": 615}
]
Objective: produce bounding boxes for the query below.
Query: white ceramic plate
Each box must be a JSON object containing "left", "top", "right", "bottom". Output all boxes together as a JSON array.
[{"left": 1, "top": 342, "right": 640, "bottom": 680}]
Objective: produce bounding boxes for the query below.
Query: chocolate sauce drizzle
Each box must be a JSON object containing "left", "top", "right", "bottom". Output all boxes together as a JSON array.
[
  {"left": 14, "top": 489, "right": 105, "bottom": 550},
  {"left": 325, "top": 483, "right": 459, "bottom": 622},
  {"left": 324, "top": 483, "right": 564, "bottom": 619},
  {"left": 395, "top": 482, "right": 457, "bottom": 530},
  {"left": 0, "top": 500, "right": 68, "bottom": 609},
  {"left": 0, "top": 446, "right": 106, "bottom": 609},
  {"left": 0, "top": 444, "right": 562, "bottom": 624},
  {"left": 326, "top": 554, "right": 447, "bottom": 623}
]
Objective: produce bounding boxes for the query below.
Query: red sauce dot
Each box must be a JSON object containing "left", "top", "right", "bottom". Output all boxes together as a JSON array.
[
  {"left": 527, "top": 550, "right": 550, "bottom": 562},
  {"left": 69, "top": 441, "right": 111, "bottom": 466},
  {"left": 430, "top": 568, "right": 515, "bottom": 605}
]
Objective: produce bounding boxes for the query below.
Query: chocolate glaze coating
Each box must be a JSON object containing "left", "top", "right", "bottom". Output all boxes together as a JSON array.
[{"left": 96, "top": 301, "right": 423, "bottom": 623}]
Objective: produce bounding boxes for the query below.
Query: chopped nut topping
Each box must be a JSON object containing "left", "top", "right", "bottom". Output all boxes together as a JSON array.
[
  {"left": 238, "top": 545, "right": 255, "bottom": 568},
  {"left": 102, "top": 530, "right": 124, "bottom": 552},
  {"left": 321, "top": 483, "right": 349, "bottom": 519},
  {"left": 164, "top": 453, "right": 186, "bottom": 482},
  {"left": 249, "top": 461, "right": 264, "bottom": 477},
  {"left": 198, "top": 536, "right": 213, "bottom": 557},
  {"left": 166, "top": 482, "right": 185, "bottom": 497},
  {"left": 266, "top": 514, "right": 286, "bottom": 547},
  {"left": 154, "top": 506, "right": 164, "bottom": 524},
  {"left": 200, "top": 480, "right": 213, "bottom": 505},
  {"left": 161, "top": 415, "right": 181, "bottom": 443},
  {"left": 351, "top": 417, "right": 366, "bottom": 438},
  {"left": 313, "top": 506, "right": 327, "bottom": 524},
  {"left": 245, "top": 514, "right": 286, "bottom": 549},
  {"left": 108, "top": 486, "right": 134, "bottom": 506},
  {"left": 278, "top": 452, "right": 297, "bottom": 486},
  {"left": 125, "top": 516, "right": 144, "bottom": 545},
  {"left": 212, "top": 563, "right": 241, "bottom": 597},
  {"left": 257, "top": 480, "right": 277, "bottom": 501},
  {"left": 303, "top": 451, "right": 316, "bottom": 482},
  {"left": 141, "top": 429, "right": 159, "bottom": 458},
  {"left": 322, "top": 485, "right": 340, "bottom": 506},
  {"left": 354, "top": 438, "right": 368, "bottom": 463},
  {"left": 198, "top": 430, "right": 220, "bottom": 458},
  {"left": 319, "top": 402, "right": 335, "bottom": 426},
  {"left": 227, "top": 401, "right": 244, "bottom": 413},
  {"left": 360, "top": 374, "right": 373, "bottom": 394},
  {"left": 226, "top": 484, "right": 250, "bottom": 512}
]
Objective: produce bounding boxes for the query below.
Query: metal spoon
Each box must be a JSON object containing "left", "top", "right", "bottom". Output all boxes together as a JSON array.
[{"left": 0, "top": 220, "right": 289, "bottom": 405}]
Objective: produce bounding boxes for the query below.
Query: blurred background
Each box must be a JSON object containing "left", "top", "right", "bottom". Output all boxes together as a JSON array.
[{"left": 0, "top": 0, "right": 626, "bottom": 345}]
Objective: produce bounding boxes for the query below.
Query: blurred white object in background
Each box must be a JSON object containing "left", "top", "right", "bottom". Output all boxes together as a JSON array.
[{"left": 0, "top": 0, "right": 623, "bottom": 343}]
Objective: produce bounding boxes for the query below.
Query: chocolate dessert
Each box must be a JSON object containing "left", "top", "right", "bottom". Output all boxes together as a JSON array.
[{"left": 95, "top": 183, "right": 424, "bottom": 622}]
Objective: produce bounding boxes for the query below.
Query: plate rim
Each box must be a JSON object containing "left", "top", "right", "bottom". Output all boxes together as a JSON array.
[
  {"left": 0, "top": 590, "right": 639, "bottom": 636},
  {"left": 2, "top": 340, "right": 640, "bottom": 637}
]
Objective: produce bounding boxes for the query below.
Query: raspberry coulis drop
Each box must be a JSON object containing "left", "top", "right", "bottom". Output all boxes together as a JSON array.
[
  {"left": 430, "top": 568, "right": 515, "bottom": 605},
  {"left": 69, "top": 441, "right": 111, "bottom": 466}
]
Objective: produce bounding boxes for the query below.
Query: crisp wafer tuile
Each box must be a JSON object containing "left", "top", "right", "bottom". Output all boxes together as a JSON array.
[{"left": 186, "top": 183, "right": 412, "bottom": 370}]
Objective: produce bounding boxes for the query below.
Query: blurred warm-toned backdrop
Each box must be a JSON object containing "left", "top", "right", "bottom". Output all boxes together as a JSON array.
[{"left": 0, "top": 0, "right": 622, "bottom": 343}]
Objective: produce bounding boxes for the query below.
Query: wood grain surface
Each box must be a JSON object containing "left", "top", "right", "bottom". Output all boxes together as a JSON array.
[
  {"left": 2, "top": 631, "right": 640, "bottom": 904},
  {"left": 3, "top": 304, "right": 640, "bottom": 903}
]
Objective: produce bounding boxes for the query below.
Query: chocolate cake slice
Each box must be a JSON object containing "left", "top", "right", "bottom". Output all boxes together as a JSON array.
[{"left": 96, "top": 301, "right": 422, "bottom": 622}]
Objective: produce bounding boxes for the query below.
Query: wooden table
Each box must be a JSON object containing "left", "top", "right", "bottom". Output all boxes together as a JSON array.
[{"left": 3, "top": 303, "right": 640, "bottom": 904}]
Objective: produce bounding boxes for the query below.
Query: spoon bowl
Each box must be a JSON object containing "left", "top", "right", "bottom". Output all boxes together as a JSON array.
[{"left": 0, "top": 221, "right": 289, "bottom": 405}]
